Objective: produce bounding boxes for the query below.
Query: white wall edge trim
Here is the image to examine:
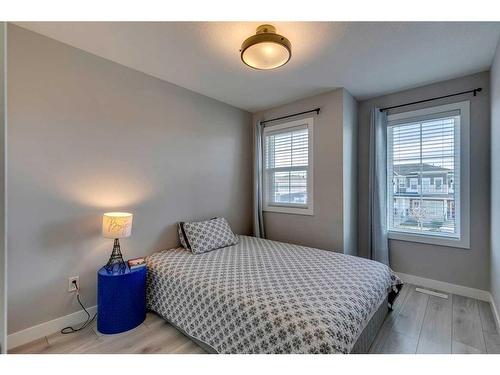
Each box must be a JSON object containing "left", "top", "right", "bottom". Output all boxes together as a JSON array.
[
  {"left": 7, "top": 305, "right": 97, "bottom": 350},
  {"left": 397, "top": 272, "right": 490, "bottom": 301},
  {"left": 1, "top": 21, "right": 7, "bottom": 355}
]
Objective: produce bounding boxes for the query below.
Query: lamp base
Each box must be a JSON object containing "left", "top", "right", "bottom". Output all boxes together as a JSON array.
[{"left": 105, "top": 238, "right": 127, "bottom": 274}]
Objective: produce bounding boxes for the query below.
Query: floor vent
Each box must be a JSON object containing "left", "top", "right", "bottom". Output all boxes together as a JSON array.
[{"left": 415, "top": 287, "right": 448, "bottom": 299}]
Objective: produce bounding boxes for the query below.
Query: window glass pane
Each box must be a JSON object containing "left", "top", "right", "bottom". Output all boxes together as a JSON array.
[
  {"left": 271, "top": 170, "right": 308, "bottom": 205},
  {"left": 388, "top": 115, "right": 459, "bottom": 238},
  {"left": 264, "top": 125, "right": 309, "bottom": 208}
]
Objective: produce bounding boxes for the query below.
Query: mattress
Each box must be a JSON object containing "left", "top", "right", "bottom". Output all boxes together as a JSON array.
[{"left": 146, "top": 235, "right": 401, "bottom": 354}]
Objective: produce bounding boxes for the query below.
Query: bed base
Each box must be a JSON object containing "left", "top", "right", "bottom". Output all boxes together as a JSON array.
[{"left": 350, "top": 297, "right": 388, "bottom": 354}]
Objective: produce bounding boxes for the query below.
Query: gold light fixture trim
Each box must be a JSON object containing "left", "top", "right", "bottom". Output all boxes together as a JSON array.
[{"left": 240, "top": 24, "right": 292, "bottom": 70}]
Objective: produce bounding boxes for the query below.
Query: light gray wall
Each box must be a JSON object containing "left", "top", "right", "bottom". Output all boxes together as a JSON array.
[
  {"left": 342, "top": 90, "right": 358, "bottom": 255},
  {"left": 7, "top": 25, "right": 253, "bottom": 333},
  {"left": 253, "top": 88, "right": 357, "bottom": 253},
  {"left": 0, "top": 22, "right": 6, "bottom": 353},
  {"left": 358, "top": 72, "right": 491, "bottom": 290},
  {"left": 491, "top": 41, "right": 500, "bottom": 310}
]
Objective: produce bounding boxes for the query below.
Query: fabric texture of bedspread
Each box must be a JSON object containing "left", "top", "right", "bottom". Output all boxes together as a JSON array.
[{"left": 146, "top": 235, "right": 402, "bottom": 354}]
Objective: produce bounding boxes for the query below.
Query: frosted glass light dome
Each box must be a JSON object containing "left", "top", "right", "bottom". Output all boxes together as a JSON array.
[{"left": 240, "top": 25, "right": 291, "bottom": 70}]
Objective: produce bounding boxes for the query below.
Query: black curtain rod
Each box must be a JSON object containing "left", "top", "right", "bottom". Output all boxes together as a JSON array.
[
  {"left": 261, "top": 108, "right": 320, "bottom": 125},
  {"left": 379, "top": 88, "right": 482, "bottom": 112}
]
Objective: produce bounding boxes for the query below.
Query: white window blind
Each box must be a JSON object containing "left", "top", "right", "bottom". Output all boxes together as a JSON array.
[
  {"left": 263, "top": 118, "right": 313, "bottom": 214},
  {"left": 387, "top": 111, "right": 461, "bottom": 239}
]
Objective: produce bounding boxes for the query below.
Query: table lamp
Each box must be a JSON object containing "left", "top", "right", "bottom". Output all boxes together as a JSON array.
[{"left": 102, "top": 212, "right": 133, "bottom": 274}]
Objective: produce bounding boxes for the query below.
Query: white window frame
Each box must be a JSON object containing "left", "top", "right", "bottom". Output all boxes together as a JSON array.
[
  {"left": 387, "top": 101, "right": 470, "bottom": 249},
  {"left": 262, "top": 117, "right": 314, "bottom": 216}
]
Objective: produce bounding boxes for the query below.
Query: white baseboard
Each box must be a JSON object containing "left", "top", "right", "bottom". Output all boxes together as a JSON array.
[
  {"left": 6, "top": 273, "right": 500, "bottom": 351},
  {"left": 489, "top": 295, "right": 500, "bottom": 332},
  {"left": 396, "top": 272, "right": 490, "bottom": 301},
  {"left": 7, "top": 305, "right": 97, "bottom": 350},
  {"left": 397, "top": 272, "right": 500, "bottom": 329}
]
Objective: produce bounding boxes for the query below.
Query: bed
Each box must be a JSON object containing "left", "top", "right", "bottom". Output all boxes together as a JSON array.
[{"left": 146, "top": 235, "right": 402, "bottom": 354}]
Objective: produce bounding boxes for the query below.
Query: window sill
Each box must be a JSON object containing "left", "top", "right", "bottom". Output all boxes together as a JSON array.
[
  {"left": 263, "top": 205, "right": 314, "bottom": 216},
  {"left": 388, "top": 231, "right": 470, "bottom": 249}
]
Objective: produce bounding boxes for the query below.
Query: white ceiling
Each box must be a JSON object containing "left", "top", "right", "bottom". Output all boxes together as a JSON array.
[{"left": 14, "top": 22, "right": 500, "bottom": 112}]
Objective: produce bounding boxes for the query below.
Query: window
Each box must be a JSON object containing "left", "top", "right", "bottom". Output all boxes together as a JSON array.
[
  {"left": 434, "top": 177, "right": 443, "bottom": 191},
  {"left": 422, "top": 178, "right": 431, "bottom": 193},
  {"left": 263, "top": 117, "right": 313, "bottom": 215},
  {"left": 387, "top": 101, "right": 470, "bottom": 249},
  {"left": 409, "top": 178, "right": 418, "bottom": 191}
]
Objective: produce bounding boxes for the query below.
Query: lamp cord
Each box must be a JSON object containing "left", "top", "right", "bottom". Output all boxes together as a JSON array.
[{"left": 60, "top": 282, "right": 97, "bottom": 334}]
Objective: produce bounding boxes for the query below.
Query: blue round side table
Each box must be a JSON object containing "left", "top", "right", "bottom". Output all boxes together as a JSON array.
[{"left": 97, "top": 266, "right": 147, "bottom": 334}]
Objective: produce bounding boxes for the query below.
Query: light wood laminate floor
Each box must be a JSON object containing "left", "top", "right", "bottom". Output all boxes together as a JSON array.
[{"left": 10, "top": 284, "right": 500, "bottom": 354}]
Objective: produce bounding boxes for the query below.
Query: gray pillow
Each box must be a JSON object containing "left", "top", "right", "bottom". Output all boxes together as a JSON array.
[
  {"left": 180, "top": 217, "right": 238, "bottom": 254},
  {"left": 178, "top": 217, "right": 216, "bottom": 249}
]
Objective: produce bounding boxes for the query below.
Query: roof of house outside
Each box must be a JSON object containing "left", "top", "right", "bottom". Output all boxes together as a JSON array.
[{"left": 394, "top": 163, "right": 451, "bottom": 176}]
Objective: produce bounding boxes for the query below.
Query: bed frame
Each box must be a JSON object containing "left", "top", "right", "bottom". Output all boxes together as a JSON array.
[{"left": 350, "top": 297, "right": 388, "bottom": 354}]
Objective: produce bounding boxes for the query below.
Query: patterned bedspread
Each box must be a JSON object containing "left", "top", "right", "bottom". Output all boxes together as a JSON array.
[{"left": 146, "top": 235, "right": 402, "bottom": 354}]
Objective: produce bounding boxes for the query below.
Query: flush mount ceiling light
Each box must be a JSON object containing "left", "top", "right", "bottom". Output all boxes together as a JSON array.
[{"left": 240, "top": 24, "right": 292, "bottom": 70}]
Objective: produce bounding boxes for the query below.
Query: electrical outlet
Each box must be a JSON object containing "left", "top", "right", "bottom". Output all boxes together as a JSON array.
[{"left": 68, "top": 276, "right": 79, "bottom": 292}]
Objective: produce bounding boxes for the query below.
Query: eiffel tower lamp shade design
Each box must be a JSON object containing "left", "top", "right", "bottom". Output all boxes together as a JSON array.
[{"left": 102, "top": 212, "right": 133, "bottom": 274}]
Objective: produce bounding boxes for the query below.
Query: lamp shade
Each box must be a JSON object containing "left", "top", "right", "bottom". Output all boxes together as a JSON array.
[{"left": 102, "top": 212, "right": 133, "bottom": 239}]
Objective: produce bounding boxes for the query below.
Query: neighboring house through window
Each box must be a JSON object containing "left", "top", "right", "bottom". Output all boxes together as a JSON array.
[
  {"left": 386, "top": 101, "right": 470, "bottom": 248},
  {"left": 263, "top": 117, "right": 314, "bottom": 215}
]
